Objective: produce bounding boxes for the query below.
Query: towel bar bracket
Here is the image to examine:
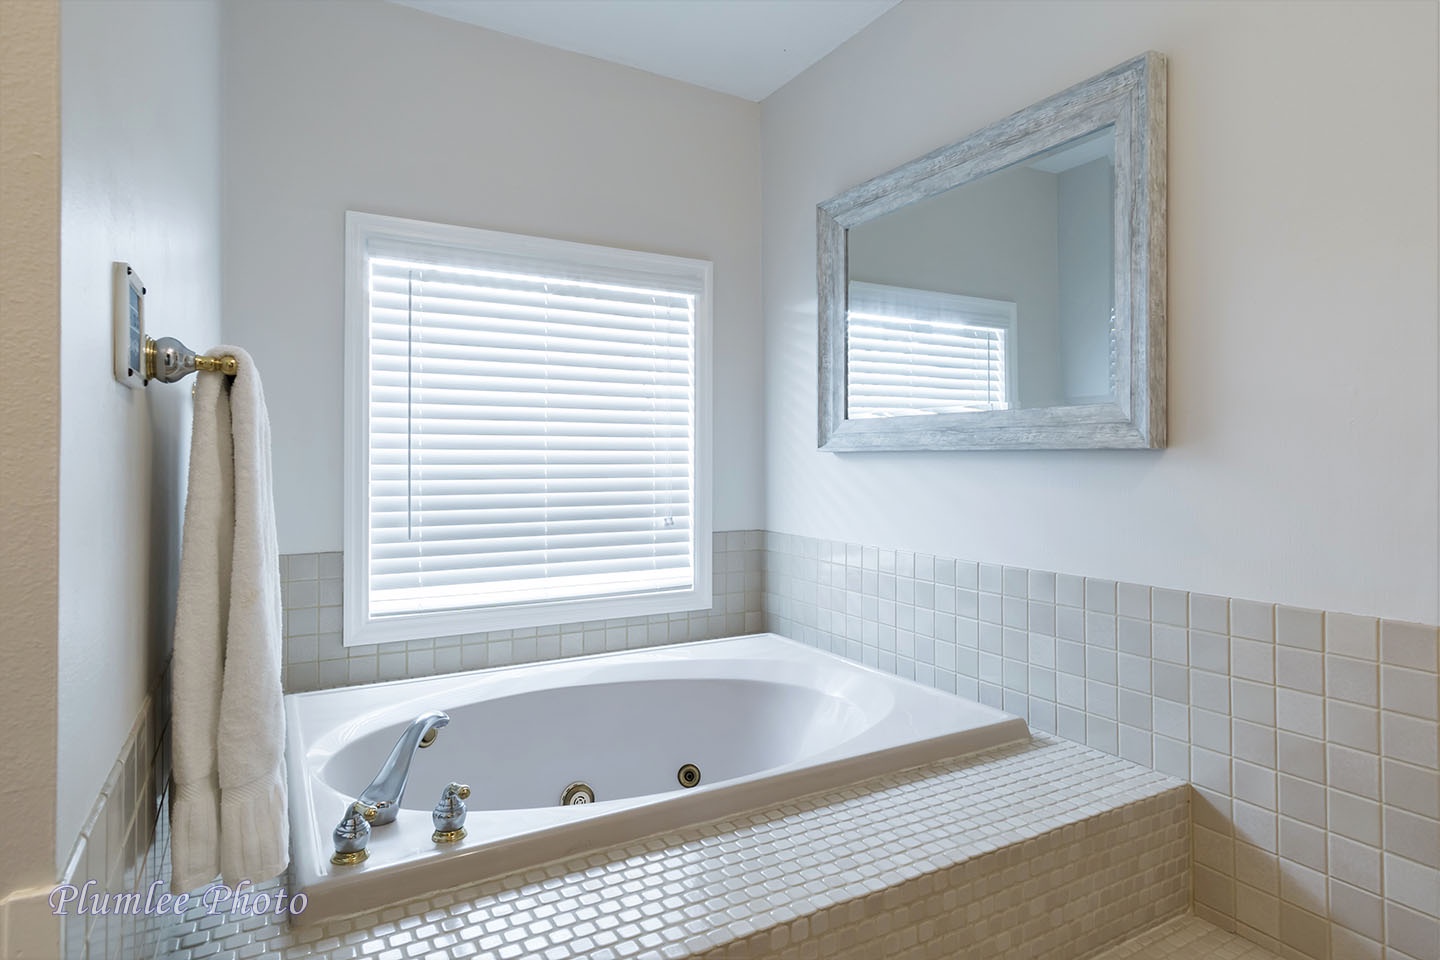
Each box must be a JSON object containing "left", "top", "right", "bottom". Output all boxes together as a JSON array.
[
  {"left": 145, "top": 335, "right": 238, "bottom": 384},
  {"left": 113, "top": 262, "right": 238, "bottom": 386}
]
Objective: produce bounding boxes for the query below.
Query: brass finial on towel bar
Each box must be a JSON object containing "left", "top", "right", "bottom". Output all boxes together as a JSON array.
[{"left": 144, "top": 336, "right": 238, "bottom": 384}]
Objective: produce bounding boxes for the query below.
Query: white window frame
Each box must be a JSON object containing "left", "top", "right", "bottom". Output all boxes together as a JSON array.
[
  {"left": 343, "top": 212, "right": 712, "bottom": 647},
  {"left": 845, "top": 281, "right": 1019, "bottom": 417}
]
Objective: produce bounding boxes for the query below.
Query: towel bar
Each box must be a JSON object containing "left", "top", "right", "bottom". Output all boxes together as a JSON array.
[{"left": 145, "top": 336, "right": 238, "bottom": 384}]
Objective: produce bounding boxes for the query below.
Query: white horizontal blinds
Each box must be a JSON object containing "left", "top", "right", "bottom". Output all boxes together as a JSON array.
[
  {"left": 845, "top": 282, "right": 1014, "bottom": 419},
  {"left": 366, "top": 252, "right": 696, "bottom": 618}
]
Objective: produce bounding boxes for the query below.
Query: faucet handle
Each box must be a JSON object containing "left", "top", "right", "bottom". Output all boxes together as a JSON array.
[
  {"left": 332, "top": 800, "right": 378, "bottom": 865},
  {"left": 432, "top": 782, "right": 471, "bottom": 843}
]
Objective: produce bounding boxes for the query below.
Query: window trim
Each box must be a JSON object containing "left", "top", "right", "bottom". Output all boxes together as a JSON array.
[{"left": 342, "top": 211, "right": 712, "bottom": 647}]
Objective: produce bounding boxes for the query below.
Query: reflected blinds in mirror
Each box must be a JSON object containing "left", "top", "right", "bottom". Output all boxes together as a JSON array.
[
  {"left": 365, "top": 253, "right": 699, "bottom": 618},
  {"left": 845, "top": 282, "right": 1016, "bottom": 418}
]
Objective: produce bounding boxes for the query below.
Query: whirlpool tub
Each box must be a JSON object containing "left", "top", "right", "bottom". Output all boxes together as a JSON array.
[{"left": 285, "top": 633, "right": 1029, "bottom": 923}]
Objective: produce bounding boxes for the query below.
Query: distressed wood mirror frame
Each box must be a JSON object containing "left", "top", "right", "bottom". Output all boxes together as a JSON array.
[{"left": 818, "top": 52, "right": 1167, "bottom": 451}]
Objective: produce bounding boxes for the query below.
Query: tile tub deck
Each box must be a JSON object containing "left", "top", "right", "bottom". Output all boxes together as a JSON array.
[{"left": 159, "top": 733, "right": 1190, "bottom": 960}]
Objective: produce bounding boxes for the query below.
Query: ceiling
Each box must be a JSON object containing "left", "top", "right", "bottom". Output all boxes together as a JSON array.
[{"left": 387, "top": 0, "right": 902, "bottom": 101}]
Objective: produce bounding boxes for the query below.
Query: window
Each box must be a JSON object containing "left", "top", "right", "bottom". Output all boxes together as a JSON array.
[
  {"left": 845, "top": 282, "right": 1017, "bottom": 418},
  {"left": 344, "top": 213, "right": 711, "bottom": 646}
]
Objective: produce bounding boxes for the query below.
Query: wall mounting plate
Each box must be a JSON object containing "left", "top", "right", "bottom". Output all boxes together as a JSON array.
[{"left": 113, "top": 262, "right": 146, "bottom": 388}]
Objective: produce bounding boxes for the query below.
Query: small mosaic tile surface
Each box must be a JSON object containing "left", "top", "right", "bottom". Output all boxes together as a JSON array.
[
  {"left": 690, "top": 789, "right": 1187, "bottom": 959},
  {"left": 1091, "top": 914, "right": 1285, "bottom": 959},
  {"left": 157, "top": 734, "right": 1187, "bottom": 960}
]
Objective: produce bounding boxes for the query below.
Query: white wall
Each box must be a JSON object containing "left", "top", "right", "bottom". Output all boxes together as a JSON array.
[
  {"left": 58, "top": 0, "right": 222, "bottom": 866},
  {"left": 762, "top": 0, "right": 1439, "bottom": 624},
  {"left": 222, "top": 0, "right": 764, "bottom": 555}
]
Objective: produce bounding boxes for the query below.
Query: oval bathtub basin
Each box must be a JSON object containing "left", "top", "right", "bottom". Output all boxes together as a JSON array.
[
  {"left": 285, "top": 633, "right": 1030, "bottom": 924},
  {"left": 320, "top": 677, "right": 875, "bottom": 812}
]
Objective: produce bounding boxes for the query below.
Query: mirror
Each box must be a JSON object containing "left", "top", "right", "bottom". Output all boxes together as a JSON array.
[{"left": 818, "top": 53, "right": 1166, "bottom": 450}]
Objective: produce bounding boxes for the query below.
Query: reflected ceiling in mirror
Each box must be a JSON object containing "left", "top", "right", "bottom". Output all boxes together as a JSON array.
[{"left": 818, "top": 53, "right": 1166, "bottom": 450}]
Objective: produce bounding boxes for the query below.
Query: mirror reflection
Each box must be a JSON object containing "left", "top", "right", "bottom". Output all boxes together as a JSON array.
[{"left": 846, "top": 127, "right": 1116, "bottom": 417}]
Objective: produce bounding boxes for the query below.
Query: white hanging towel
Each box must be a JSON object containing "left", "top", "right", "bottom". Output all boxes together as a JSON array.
[{"left": 170, "top": 346, "right": 288, "bottom": 891}]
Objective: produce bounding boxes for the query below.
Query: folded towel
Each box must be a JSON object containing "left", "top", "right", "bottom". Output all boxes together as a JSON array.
[{"left": 171, "top": 347, "right": 288, "bottom": 891}]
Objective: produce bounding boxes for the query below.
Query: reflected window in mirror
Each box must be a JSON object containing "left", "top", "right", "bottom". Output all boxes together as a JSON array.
[{"left": 846, "top": 283, "right": 1016, "bottom": 417}]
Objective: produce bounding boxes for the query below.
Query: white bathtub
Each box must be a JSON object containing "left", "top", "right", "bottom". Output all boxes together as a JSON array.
[{"left": 285, "top": 633, "right": 1029, "bottom": 923}]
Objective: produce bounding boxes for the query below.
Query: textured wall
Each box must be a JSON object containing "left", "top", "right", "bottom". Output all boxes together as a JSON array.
[
  {"left": 0, "top": 0, "right": 61, "bottom": 910},
  {"left": 0, "top": 0, "right": 61, "bottom": 915}
]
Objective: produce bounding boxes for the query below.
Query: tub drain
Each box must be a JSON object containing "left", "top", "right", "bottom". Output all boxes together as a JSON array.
[
  {"left": 561, "top": 782, "right": 595, "bottom": 805},
  {"left": 677, "top": 764, "right": 701, "bottom": 788}
]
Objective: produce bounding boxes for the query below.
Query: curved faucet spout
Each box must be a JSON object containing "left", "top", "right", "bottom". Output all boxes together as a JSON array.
[{"left": 359, "top": 710, "right": 449, "bottom": 825}]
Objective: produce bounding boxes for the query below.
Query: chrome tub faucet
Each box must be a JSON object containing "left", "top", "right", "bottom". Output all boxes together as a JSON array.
[{"left": 358, "top": 710, "right": 450, "bottom": 826}]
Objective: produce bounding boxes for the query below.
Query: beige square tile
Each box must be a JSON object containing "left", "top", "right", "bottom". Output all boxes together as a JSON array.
[
  {"left": 1277, "top": 733, "right": 1325, "bottom": 784},
  {"left": 1329, "top": 833, "right": 1382, "bottom": 893},
  {"left": 1381, "top": 665, "right": 1439, "bottom": 720},
  {"left": 1327, "top": 613, "right": 1379, "bottom": 661},
  {"left": 1151, "top": 588, "right": 1189, "bottom": 628},
  {"left": 1384, "top": 758, "right": 1440, "bottom": 819},
  {"left": 1330, "top": 922, "right": 1384, "bottom": 960},
  {"left": 1277, "top": 606, "right": 1323, "bottom": 652},
  {"left": 1236, "top": 885, "right": 1280, "bottom": 938},
  {"left": 1384, "top": 901, "right": 1440, "bottom": 959},
  {"left": 1276, "top": 647, "right": 1322, "bottom": 693},
  {"left": 1277, "top": 689, "right": 1324, "bottom": 738},
  {"left": 1279, "top": 856, "right": 1328, "bottom": 911},
  {"left": 1327, "top": 700, "right": 1380, "bottom": 754},
  {"left": 1195, "top": 864, "right": 1236, "bottom": 915},
  {"left": 1236, "top": 841, "right": 1280, "bottom": 895},
  {"left": 1278, "top": 774, "right": 1326, "bottom": 828},
  {"left": 1330, "top": 877, "right": 1384, "bottom": 942},
  {"left": 1328, "top": 789, "right": 1382, "bottom": 846},
  {"left": 1192, "top": 594, "right": 1230, "bottom": 635},
  {"left": 1329, "top": 742, "right": 1382, "bottom": 800},
  {"left": 1233, "top": 679, "right": 1276, "bottom": 725},
  {"left": 1232, "top": 600, "right": 1275, "bottom": 643},
  {"left": 1326, "top": 655, "right": 1379, "bottom": 707},
  {"left": 1385, "top": 852, "right": 1440, "bottom": 917},
  {"left": 1278, "top": 817, "right": 1327, "bottom": 873},
  {"left": 1384, "top": 806, "right": 1440, "bottom": 869},
  {"left": 1381, "top": 620, "right": 1439, "bottom": 673},
  {"left": 1277, "top": 902, "right": 1327, "bottom": 959},
  {"left": 1384, "top": 711, "right": 1440, "bottom": 768}
]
